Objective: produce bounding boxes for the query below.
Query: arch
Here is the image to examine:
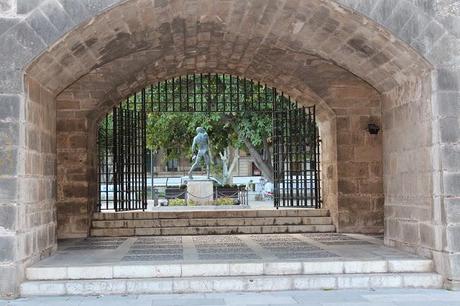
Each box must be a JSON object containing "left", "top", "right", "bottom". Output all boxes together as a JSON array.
[{"left": 12, "top": 0, "right": 451, "bottom": 297}]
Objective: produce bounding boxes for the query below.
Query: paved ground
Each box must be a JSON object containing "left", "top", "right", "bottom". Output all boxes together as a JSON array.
[
  {"left": 35, "top": 233, "right": 405, "bottom": 266},
  {"left": 2, "top": 289, "right": 460, "bottom": 305}
]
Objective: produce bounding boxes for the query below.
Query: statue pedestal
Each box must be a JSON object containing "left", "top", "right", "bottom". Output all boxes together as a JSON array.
[{"left": 186, "top": 179, "right": 214, "bottom": 206}]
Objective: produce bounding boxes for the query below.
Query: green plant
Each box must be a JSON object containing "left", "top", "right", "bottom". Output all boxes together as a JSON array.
[
  {"left": 168, "top": 199, "right": 186, "bottom": 206},
  {"left": 213, "top": 197, "right": 236, "bottom": 205}
]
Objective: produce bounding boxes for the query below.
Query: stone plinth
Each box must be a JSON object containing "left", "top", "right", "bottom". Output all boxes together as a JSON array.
[{"left": 186, "top": 179, "right": 214, "bottom": 205}]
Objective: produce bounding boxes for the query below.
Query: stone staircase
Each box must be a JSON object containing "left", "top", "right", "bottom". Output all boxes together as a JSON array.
[
  {"left": 90, "top": 209, "right": 336, "bottom": 236},
  {"left": 21, "top": 259, "right": 443, "bottom": 296}
]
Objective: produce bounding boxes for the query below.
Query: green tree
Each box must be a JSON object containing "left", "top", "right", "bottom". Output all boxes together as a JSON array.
[{"left": 146, "top": 111, "right": 273, "bottom": 183}]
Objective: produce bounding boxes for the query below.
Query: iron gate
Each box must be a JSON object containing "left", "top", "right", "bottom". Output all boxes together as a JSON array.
[
  {"left": 97, "top": 74, "right": 321, "bottom": 211},
  {"left": 98, "top": 95, "right": 147, "bottom": 211},
  {"left": 273, "top": 101, "right": 321, "bottom": 208}
]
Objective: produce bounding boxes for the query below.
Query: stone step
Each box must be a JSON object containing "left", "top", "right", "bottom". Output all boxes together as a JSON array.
[
  {"left": 26, "top": 259, "right": 435, "bottom": 281},
  {"left": 92, "top": 209, "right": 330, "bottom": 221},
  {"left": 90, "top": 224, "right": 336, "bottom": 236},
  {"left": 92, "top": 216, "right": 334, "bottom": 228},
  {"left": 20, "top": 272, "right": 443, "bottom": 296}
]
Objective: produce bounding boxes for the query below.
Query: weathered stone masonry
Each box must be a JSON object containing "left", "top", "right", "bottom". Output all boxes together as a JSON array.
[{"left": 0, "top": 0, "right": 459, "bottom": 297}]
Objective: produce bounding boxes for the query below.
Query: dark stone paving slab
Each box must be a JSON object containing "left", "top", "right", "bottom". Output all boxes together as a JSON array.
[
  {"left": 122, "top": 254, "right": 184, "bottom": 261},
  {"left": 39, "top": 233, "right": 419, "bottom": 265}
]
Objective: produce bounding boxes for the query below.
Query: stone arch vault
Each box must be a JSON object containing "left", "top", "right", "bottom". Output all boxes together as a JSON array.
[{"left": 0, "top": 0, "right": 459, "bottom": 297}]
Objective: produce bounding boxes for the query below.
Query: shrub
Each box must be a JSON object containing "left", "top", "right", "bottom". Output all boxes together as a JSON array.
[
  {"left": 213, "top": 197, "right": 236, "bottom": 205},
  {"left": 168, "top": 199, "right": 186, "bottom": 206}
]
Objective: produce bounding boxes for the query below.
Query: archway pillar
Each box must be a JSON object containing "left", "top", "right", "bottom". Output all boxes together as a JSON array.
[{"left": 55, "top": 92, "right": 97, "bottom": 239}]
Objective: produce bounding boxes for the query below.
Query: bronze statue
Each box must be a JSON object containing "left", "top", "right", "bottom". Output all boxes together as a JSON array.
[{"left": 188, "top": 127, "right": 211, "bottom": 179}]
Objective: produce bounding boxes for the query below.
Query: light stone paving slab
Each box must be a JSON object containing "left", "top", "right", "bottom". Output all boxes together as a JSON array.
[
  {"left": 25, "top": 234, "right": 437, "bottom": 283},
  {"left": 20, "top": 273, "right": 443, "bottom": 297},
  {"left": 5, "top": 289, "right": 460, "bottom": 305}
]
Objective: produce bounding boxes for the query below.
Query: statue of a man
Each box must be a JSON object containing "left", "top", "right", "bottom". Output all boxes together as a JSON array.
[{"left": 188, "top": 127, "right": 211, "bottom": 179}]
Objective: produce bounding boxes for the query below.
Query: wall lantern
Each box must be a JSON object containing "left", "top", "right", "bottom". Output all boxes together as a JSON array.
[{"left": 368, "top": 123, "right": 380, "bottom": 135}]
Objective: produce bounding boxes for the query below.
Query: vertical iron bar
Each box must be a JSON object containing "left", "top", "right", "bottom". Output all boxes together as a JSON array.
[
  {"left": 105, "top": 115, "right": 109, "bottom": 210},
  {"left": 302, "top": 107, "right": 308, "bottom": 207},
  {"left": 113, "top": 107, "right": 118, "bottom": 211},
  {"left": 134, "top": 94, "right": 139, "bottom": 209},
  {"left": 200, "top": 73, "right": 204, "bottom": 112},
  {"left": 229, "top": 75, "right": 233, "bottom": 112},
  {"left": 142, "top": 89, "right": 147, "bottom": 210},
  {"left": 172, "top": 77, "right": 175, "bottom": 112},
  {"left": 193, "top": 74, "right": 197, "bottom": 112},
  {"left": 295, "top": 106, "right": 300, "bottom": 207},
  {"left": 236, "top": 76, "right": 240, "bottom": 112}
]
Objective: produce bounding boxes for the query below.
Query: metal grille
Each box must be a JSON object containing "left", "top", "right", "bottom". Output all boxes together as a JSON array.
[
  {"left": 273, "top": 101, "right": 321, "bottom": 208},
  {"left": 97, "top": 74, "right": 321, "bottom": 211},
  {"left": 98, "top": 93, "right": 147, "bottom": 211}
]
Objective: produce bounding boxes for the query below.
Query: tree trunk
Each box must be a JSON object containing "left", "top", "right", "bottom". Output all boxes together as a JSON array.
[
  {"left": 243, "top": 138, "right": 274, "bottom": 183},
  {"left": 220, "top": 148, "right": 240, "bottom": 184}
]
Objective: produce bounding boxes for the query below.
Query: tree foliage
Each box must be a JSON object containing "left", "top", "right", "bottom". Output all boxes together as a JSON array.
[{"left": 99, "top": 74, "right": 317, "bottom": 182}]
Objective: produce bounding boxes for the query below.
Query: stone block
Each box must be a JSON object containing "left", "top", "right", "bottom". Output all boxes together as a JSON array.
[
  {"left": 0, "top": 235, "right": 15, "bottom": 262},
  {"left": 181, "top": 263, "right": 229, "bottom": 277},
  {"left": 388, "top": 259, "right": 432, "bottom": 273},
  {"left": 0, "top": 204, "right": 16, "bottom": 231},
  {"left": 412, "top": 20, "right": 446, "bottom": 54},
  {"left": 0, "top": 1, "right": 12, "bottom": 13},
  {"left": 369, "top": 274, "right": 403, "bottom": 288},
  {"left": 446, "top": 225, "right": 460, "bottom": 252},
  {"left": 186, "top": 180, "right": 213, "bottom": 205},
  {"left": 212, "top": 278, "right": 246, "bottom": 292},
  {"left": 21, "top": 280, "right": 66, "bottom": 296},
  {"left": 39, "top": 0, "right": 75, "bottom": 34},
  {"left": 79, "top": 0, "right": 122, "bottom": 14},
  {"left": 67, "top": 266, "right": 113, "bottom": 279},
  {"left": 0, "top": 95, "right": 20, "bottom": 121},
  {"left": 58, "top": 0, "right": 92, "bottom": 25},
  {"left": 400, "top": 222, "right": 420, "bottom": 245},
  {"left": 65, "top": 279, "right": 126, "bottom": 295},
  {"left": 437, "top": 91, "right": 460, "bottom": 117},
  {"left": 302, "top": 261, "right": 343, "bottom": 274},
  {"left": 438, "top": 68, "right": 460, "bottom": 91},
  {"left": 0, "top": 148, "right": 17, "bottom": 175},
  {"left": 0, "top": 17, "right": 19, "bottom": 36},
  {"left": 26, "top": 267, "right": 67, "bottom": 280},
  {"left": 440, "top": 117, "right": 460, "bottom": 143},
  {"left": 17, "top": 0, "right": 46, "bottom": 14},
  {"left": 446, "top": 198, "right": 460, "bottom": 224},
  {"left": 444, "top": 173, "right": 460, "bottom": 197},
  {"left": 263, "top": 262, "right": 302, "bottom": 275},
  {"left": 113, "top": 265, "right": 151, "bottom": 278},
  {"left": 134, "top": 228, "right": 160, "bottom": 236},
  {"left": 0, "top": 264, "right": 18, "bottom": 298},
  {"left": 402, "top": 273, "right": 443, "bottom": 288},
  {"left": 337, "top": 274, "right": 370, "bottom": 288},
  {"left": 0, "top": 67, "right": 23, "bottom": 93},
  {"left": 0, "top": 177, "right": 16, "bottom": 201},
  {"left": 0, "top": 121, "right": 19, "bottom": 147},
  {"left": 126, "top": 279, "right": 172, "bottom": 294},
  {"left": 343, "top": 261, "right": 387, "bottom": 273},
  {"left": 386, "top": 2, "right": 414, "bottom": 36},
  {"left": 0, "top": 22, "right": 46, "bottom": 70},
  {"left": 229, "top": 263, "right": 264, "bottom": 276},
  {"left": 26, "top": 9, "right": 61, "bottom": 45},
  {"left": 293, "top": 275, "right": 336, "bottom": 290}
]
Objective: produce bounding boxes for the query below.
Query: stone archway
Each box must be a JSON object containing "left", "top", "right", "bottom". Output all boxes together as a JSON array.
[{"left": 2, "top": 0, "right": 459, "bottom": 297}]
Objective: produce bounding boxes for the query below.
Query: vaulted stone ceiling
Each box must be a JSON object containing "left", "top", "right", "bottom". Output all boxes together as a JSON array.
[{"left": 26, "top": 0, "right": 430, "bottom": 120}]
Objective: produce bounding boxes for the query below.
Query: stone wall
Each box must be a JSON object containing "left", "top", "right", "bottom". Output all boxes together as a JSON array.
[
  {"left": 0, "top": 0, "right": 459, "bottom": 296},
  {"left": 338, "top": 0, "right": 460, "bottom": 291},
  {"left": 0, "top": 76, "right": 57, "bottom": 297},
  {"left": 382, "top": 74, "right": 434, "bottom": 253}
]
